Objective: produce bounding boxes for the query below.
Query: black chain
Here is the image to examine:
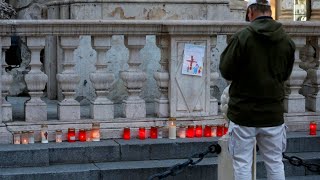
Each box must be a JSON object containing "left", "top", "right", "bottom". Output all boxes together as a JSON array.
[
  {"left": 147, "top": 143, "right": 221, "bottom": 180},
  {"left": 283, "top": 153, "right": 320, "bottom": 173}
]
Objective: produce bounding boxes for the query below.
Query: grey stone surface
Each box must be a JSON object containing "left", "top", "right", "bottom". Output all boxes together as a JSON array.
[
  {"left": 49, "top": 140, "right": 120, "bottom": 164},
  {"left": 115, "top": 137, "right": 218, "bottom": 161},
  {"left": 96, "top": 157, "right": 218, "bottom": 180},
  {"left": 0, "top": 163, "right": 99, "bottom": 180},
  {"left": 0, "top": 144, "right": 49, "bottom": 168}
]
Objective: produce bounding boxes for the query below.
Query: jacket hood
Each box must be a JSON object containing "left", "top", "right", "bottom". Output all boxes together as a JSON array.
[{"left": 249, "top": 17, "right": 286, "bottom": 42}]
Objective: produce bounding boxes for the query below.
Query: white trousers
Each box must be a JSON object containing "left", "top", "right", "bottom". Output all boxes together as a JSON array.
[{"left": 228, "top": 121, "right": 287, "bottom": 180}]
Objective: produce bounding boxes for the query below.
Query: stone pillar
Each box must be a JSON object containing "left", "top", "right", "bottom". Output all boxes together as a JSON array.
[
  {"left": 24, "top": 37, "right": 48, "bottom": 122},
  {"left": 154, "top": 35, "right": 170, "bottom": 118},
  {"left": 278, "top": 0, "right": 294, "bottom": 20},
  {"left": 284, "top": 36, "right": 307, "bottom": 113},
  {"left": 56, "top": 37, "right": 80, "bottom": 121},
  {"left": 45, "top": 5, "right": 59, "bottom": 99},
  {"left": 90, "top": 36, "right": 115, "bottom": 120},
  {"left": 210, "top": 36, "right": 219, "bottom": 116},
  {"left": 310, "top": 0, "right": 320, "bottom": 20},
  {"left": 120, "top": 35, "right": 147, "bottom": 118},
  {"left": 307, "top": 37, "right": 320, "bottom": 111},
  {"left": 1, "top": 37, "right": 12, "bottom": 122}
]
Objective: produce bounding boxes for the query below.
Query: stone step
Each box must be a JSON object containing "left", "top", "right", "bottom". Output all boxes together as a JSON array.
[
  {"left": 0, "top": 138, "right": 218, "bottom": 168},
  {"left": 0, "top": 152, "right": 319, "bottom": 180},
  {"left": 0, "top": 132, "right": 319, "bottom": 168},
  {"left": 257, "top": 175, "right": 320, "bottom": 180}
]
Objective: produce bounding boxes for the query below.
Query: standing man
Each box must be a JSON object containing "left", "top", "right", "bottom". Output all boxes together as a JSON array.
[{"left": 219, "top": 0, "right": 295, "bottom": 180}]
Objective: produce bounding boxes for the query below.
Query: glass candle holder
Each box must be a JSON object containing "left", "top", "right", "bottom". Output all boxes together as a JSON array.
[
  {"left": 168, "top": 118, "right": 176, "bottom": 139},
  {"left": 187, "top": 125, "right": 195, "bottom": 138},
  {"left": 195, "top": 125, "right": 203, "bottom": 138},
  {"left": 86, "top": 129, "right": 92, "bottom": 142},
  {"left": 150, "top": 126, "right": 158, "bottom": 139},
  {"left": 123, "top": 127, "right": 130, "bottom": 140},
  {"left": 13, "top": 131, "right": 21, "bottom": 144},
  {"left": 79, "top": 129, "right": 86, "bottom": 142},
  {"left": 204, "top": 125, "right": 212, "bottom": 137},
  {"left": 211, "top": 126, "right": 217, "bottom": 137},
  {"left": 56, "top": 129, "right": 63, "bottom": 143},
  {"left": 68, "top": 128, "right": 76, "bottom": 142},
  {"left": 21, "top": 131, "right": 29, "bottom": 144},
  {"left": 28, "top": 130, "right": 35, "bottom": 144},
  {"left": 310, "top": 121, "right": 317, "bottom": 135},
  {"left": 217, "top": 125, "right": 224, "bottom": 137},
  {"left": 41, "top": 124, "right": 49, "bottom": 143},
  {"left": 157, "top": 126, "right": 163, "bottom": 138},
  {"left": 92, "top": 123, "right": 100, "bottom": 142},
  {"left": 178, "top": 126, "right": 186, "bottom": 138},
  {"left": 139, "top": 127, "right": 146, "bottom": 140}
]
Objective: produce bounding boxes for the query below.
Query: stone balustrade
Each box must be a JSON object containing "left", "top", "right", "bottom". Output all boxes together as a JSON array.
[{"left": 0, "top": 20, "right": 320, "bottom": 144}]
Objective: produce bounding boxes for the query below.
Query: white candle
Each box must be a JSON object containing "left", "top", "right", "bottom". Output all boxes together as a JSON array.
[
  {"left": 178, "top": 126, "right": 186, "bottom": 138},
  {"left": 169, "top": 121, "right": 176, "bottom": 139},
  {"left": 13, "top": 132, "right": 21, "bottom": 144},
  {"left": 211, "top": 126, "right": 217, "bottom": 137},
  {"left": 56, "top": 130, "right": 62, "bottom": 143},
  {"left": 28, "top": 131, "right": 35, "bottom": 144},
  {"left": 41, "top": 125, "right": 49, "bottom": 143}
]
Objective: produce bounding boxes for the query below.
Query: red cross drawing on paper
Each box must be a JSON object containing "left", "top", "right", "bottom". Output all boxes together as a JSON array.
[{"left": 186, "top": 56, "right": 197, "bottom": 70}]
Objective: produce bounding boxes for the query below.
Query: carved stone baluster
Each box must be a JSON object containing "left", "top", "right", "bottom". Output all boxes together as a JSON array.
[
  {"left": 154, "top": 35, "right": 170, "bottom": 118},
  {"left": 56, "top": 37, "right": 80, "bottom": 121},
  {"left": 310, "top": 0, "right": 320, "bottom": 21},
  {"left": 1, "top": 37, "right": 12, "bottom": 122},
  {"left": 284, "top": 37, "right": 307, "bottom": 113},
  {"left": 24, "top": 37, "right": 48, "bottom": 122},
  {"left": 210, "top": 36, "right": 219, "bottom": 116},
  {"left": 278, "top": 0, "right": 294, "bottom": 20},
  {"left": 90, "top": 36, "right": 115, "bottom": 120},
  {"left": 307, "top": 37, "right": 320, "bottom": 111},
  {"left": 120, "top": 35, "right": 147, "bottom": 118}
]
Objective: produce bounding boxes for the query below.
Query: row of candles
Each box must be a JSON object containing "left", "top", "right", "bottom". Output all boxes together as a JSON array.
[
  {"left": 13, "top": 123, "right": 101, "bottom": 144},
  {"left": 12, "top": 120, "right": 317, "bottom": 144}
]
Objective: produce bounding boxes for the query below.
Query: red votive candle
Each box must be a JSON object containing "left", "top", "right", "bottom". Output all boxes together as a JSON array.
[
  {"left": 79, "top": 129, "right": 86, "bottom": 142},
  {"left": 217, "top": 125, "right": 223, "bottom": 137},
  {"left": 123, "top": 127, "right": 130, "bottom": 140},
  {"left": 68, "top": 128, "right": 76, "bottom": 142},
  {"left": 195, "top": 125, "right": 203, "bottom": 137},
  {"left": 204, "top": 125, "right": 212, "bottom": 137},
  {"left": 187, "top": 125, "right": 195, "bottom": 138},
  {"left": 139, "top": 127, "right": 146, "bottom": 140},
  {"left": 150, "top": 126, "right": 158, "bottom": 139},
  {"left": 310, "top": 121, "right": 317, "bottom": 135}
]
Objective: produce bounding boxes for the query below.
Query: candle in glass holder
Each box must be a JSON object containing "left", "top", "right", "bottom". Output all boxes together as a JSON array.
[
  {"left": 217, "top": 125, "right": 224, "bottom": 137},
  {"left": 150, "top": 126, "right": 158, "bottom": 139},
  {"left": 187, "top": 125, "right": 195, "bottom": 138},
  {"left": 211, "top": 126, "right": 217, "bottom": 137},
  {"left": 92, "top": 123, "right": 100, "bottom": 141},
  {"left": 13, "top": 131, "right": 21, "bottom": 144},
  {"left": 79, "top": 129, "right": 86, "bottom": 142},
  {"left": 123, "top": 127, "right": 130, "bottom": 140},
  {"left": 41, "top": 124, "right": 49, "bottom": 143},
  {"left": 195, "top": 125, "right": 203, "bottom": 138},
  {"left": 204, "top": 125, "right": 212, "bottom": 137},
  {"left": 139, "top": 127, "right": 146, "bottom": 140},
  {"left": 21, "top": 131, "right": 29, "bottom": 144},
  {"left": 68, "top": 128, "right": 76, "bottom": 142},
  {"left": 157, "top": 126, "right": 163, "bottom": 138},
  {"left": 178, "top": 126, "right": 186, "bottom": 138},
  {"left": 310, "top": 121, "right": 317, "bottom": 135},
  {"left": 168, "top": 118, "right": 176, "bottom": 139},
  {"left": 86, "top": 129, "right": 92, "bottom": 142},
  {"left": 56, "top": 129, "right": 63, "bottom": 143},
  {"left": 28, "top": 130, "right": 35, "bottom": 144}
]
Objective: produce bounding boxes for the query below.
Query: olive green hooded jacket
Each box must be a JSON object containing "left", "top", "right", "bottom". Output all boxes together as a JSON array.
[{"left": 219, "top": 16, "right": 295, "bottom": 127}]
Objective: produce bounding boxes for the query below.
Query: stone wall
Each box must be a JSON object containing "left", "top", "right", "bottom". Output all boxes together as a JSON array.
[{"left": 8, "top": 0, "right": 246, "bottom": 117}]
